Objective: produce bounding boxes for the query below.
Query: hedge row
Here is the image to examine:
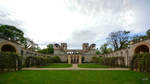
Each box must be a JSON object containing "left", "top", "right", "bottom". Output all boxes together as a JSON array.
[
  {"left": 130, "top": 53, "right": 150, "bottom": 73},
  {"left": 25, "top": 56, "right": 61, "bottom": 67},
  {"left": 100, "top": 57, "right": 125, "bottom": 67},
  {"left": 0, "top": 52, "right": 22, "bottom": 72}
]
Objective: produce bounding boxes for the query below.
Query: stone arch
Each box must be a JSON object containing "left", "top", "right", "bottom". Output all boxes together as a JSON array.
[
  {"left": 134, "top": 45, "right": 149, "bottom": 54},
  {"left": 132, "top": 42, "right": 150, "bottom": 55},
  {"left": 0, "top": 41, "right": 19, "bottom": 54}
]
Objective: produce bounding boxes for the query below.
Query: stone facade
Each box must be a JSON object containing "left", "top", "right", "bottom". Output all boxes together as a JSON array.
[
  {"left": 0, "top": 38, "right": 45, "bottom": 64},
  {"left": 2, "top": 37, "right": 150, "bottom": 65},
  {"left": 103, "top": 39, "right": 150, "bottom": 66},
  {"left": 53, "top": 43, "right": 97, "bottom": 63}
]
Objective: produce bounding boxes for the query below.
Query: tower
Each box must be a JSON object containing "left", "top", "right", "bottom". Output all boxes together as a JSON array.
[
  {"left": 82, "top": 43, "right": 89, "bottom": 50},
  {"left": 61, "top": 43, "right": 67, "bottom": 50}
]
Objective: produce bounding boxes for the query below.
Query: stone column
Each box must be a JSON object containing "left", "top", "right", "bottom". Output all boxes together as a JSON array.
[
  {"left": 79, "top": 55, "right": 82, "bottom": 64},
  {"left": 68, "top": 55, "right": 71, "bottom": 64}
]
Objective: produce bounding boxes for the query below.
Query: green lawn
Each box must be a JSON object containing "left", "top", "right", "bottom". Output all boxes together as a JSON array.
[
  {"left": 78, "top": 63, "right": 111, "bottom": 68},
  {"left": 39, "top": 64, "right": 72, "bottom": 68},
  {"left": 0, "top": 70, "right": 150, "bottom": 84}
]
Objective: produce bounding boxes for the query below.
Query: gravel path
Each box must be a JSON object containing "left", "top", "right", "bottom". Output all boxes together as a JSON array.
[{"left": 22, "top": 64, "right": 129, "bottom": 71}]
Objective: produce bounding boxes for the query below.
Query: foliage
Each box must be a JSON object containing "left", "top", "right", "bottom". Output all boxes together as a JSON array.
[
  {"left": 78, "top": 64, "right": 111, "bottom": 68},
  {"left": 131, "top": 35, "right": 147, "bottom": 43},
  {"left": 0, "top": 52, "right": 22, "bottom": 72},
  {"left": 39, "top": 64, "right": 72, "bottom": 68},
  {"left": 0, "top": 25, "right": 38, "bottom": 50},
  {"left": 25, "top": 56, "right": 61, "bottom": 67},
  {"left": 38, "top": 44, "right": 54, "bottom": 54},
  {"left": 51, "top": 56, "right": 61, "bottom": 63},
  {"left": 0, "top": 25, "right": 25, "bottom": 44},
  {"left": 99, "top": 43, "right": 113, "bottom": 54},
  {"left": 101, "top": 57, "right": 125, "bottom": 67},
  {"left": 25, "top": 56, "right": 52, "bottom": 67},
  {"left": 146, "top": 29, "right": 150, "bottom": 38},
  {"left": 130, "top": 53, "right": 150, "bottom": 73},
  {"left": 96, "top": 50, "right": 101, "bottom": 55},
  {"left": 92, "top": 56, "right": 99, "bottom": 64},
  {"left": 107, "top": 30, "right": 130, "bottom": 51}
]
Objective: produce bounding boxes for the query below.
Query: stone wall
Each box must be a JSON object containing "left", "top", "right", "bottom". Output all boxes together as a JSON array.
[{"left": 103, "top": 39, "right": 150, "bottom": 66}]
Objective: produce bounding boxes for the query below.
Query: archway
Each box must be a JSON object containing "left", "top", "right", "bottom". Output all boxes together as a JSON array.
[
  {"left": 1, "top": 44, "right": 16, "bottom": 52},
  {"left": 134, "top": 45, "right": 149, "bottom": 54}
]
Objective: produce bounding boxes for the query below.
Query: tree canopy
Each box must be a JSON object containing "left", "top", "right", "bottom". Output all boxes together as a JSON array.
[
  {"left": 0, "top": 25, "right": 25, "bottom": 44},
  {"left": 107, "top": 31, "right": 130, "bottom": 51},
  {"left": 38, "top": 44, "right": 54, "bottom": 54},
  {"left": 0, "top": 25, "right": 37, "bottom": 50}
]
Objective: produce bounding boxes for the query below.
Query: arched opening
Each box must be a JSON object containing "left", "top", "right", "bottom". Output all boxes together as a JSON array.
[
  {"left": 1, "top": 44, "right": 16, "bottom": 52},
  {"left": 134, "top": 45, "right": 149, "bottom": 54}
]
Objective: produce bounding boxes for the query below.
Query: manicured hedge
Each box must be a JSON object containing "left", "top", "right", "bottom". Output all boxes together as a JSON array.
[
  {"left": 25, "top": 56, "right": 61, "bottom": 67},
  {"left": 130, "top": 53, "right": 150, "bottom": 73},
  {"left": 0, "top": 52, "right": 22, "bottom": 72},
  {"left": 101, "top": 57, "right": 125, "bottom": 67}
]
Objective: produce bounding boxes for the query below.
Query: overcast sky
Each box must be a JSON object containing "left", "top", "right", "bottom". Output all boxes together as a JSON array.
[{"left": 0, "top": 0, "right": 150, "bottom": 49}]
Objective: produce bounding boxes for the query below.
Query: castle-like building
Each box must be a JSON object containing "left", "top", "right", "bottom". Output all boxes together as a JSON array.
[
  {"left": 53, "top": 43, "right": 97, "bottom": 64},
  {"left": 1, "top": 37, "right": 150, "bottom": 66}
]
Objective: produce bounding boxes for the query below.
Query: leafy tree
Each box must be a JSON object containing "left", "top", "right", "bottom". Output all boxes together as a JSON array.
[
  {"left": 0, "top": 25, "right": 38, "bottom": 50},
  {"left": 0, "top": 25, "right": 25, "bottom": 44},
  {"left": 47, "top": 44, "right": 54, "bottom": 54},
  {"left": 146, "top": 29, "right": 150, "bottom": 38},
  {"left": 38, "top": 44, "right": 54, "bottom": 54},
  {"left": 100, "top": 43, "right": 113, "bottom": 54},
  {"left": 107, "top": 31, "right": 130, "bottom": 51},
  {"left": 131, "top": 35, "right": 147, "bottom": 43}
]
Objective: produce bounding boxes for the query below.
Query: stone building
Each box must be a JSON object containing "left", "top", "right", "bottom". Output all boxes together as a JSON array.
[
  {"left": 103, "top": 39, "right": 150, "bottom": 66},
  {"left": 1, "top": 37, "right": 150, "bottom": 65},
  {"left": 0, "top": 38, "right": 45, "bottom": 63},
  {"left": 53, "top": 43, "right": 97, "bottom": 64},
  {"left": 0, "top": 37, "right": 97, "bottom": 64}
]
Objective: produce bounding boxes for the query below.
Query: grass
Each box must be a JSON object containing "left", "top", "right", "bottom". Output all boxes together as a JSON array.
[
  {"left": 39, "top": 64, "right": 72, "bottom": 68},
  {"left": 0, "top": 70, "right": 150, "bottom": 84},
  {"left": 78, "top": 63, "right": 111, "bottom": 68}
]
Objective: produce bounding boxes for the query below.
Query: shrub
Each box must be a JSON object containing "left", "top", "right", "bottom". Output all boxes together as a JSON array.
[
  {"left": 130, "top": 53, "right": 150, "bottom": 73},
  {"left": 52, "top": 56, "right": 61, "bottom": 63},
  {"left": 92, "top": 56, "right": 99, "bottom": 64},
  {"left": 25, "top": 56, "right": 62, "bottom": 67},
  {"left": 101, "top": 56, "right": 125, "bottom": 67},
  {"left": 0, "top": 52, "right": 22, "bottom": 72},
  {"left": 25, "top": 56, "right": 51, "bottom": 67}
]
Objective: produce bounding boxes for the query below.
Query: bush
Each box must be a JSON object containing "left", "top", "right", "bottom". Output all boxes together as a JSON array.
[
  {"left": 25, "top": 56, "right": 51, "bottom": 67},
  {"left": 0, "top": 52, "right": 22, "bottom": 72},
  {"left": 92, "top": 56, "right": 99, "bottom": 64},
  {"left": 130, "top": 53, "right": 150, "bottom": 73},
  {"left": 101, "top": 56, "right": 125, "bottom": 67},
  {"left": 52, "top": 56, "right": 61, "bottom": 63},
  {"left": 25, "top": 56, "right": 61, "bottom": 67}
]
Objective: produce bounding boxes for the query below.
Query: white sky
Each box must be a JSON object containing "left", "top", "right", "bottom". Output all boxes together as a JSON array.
[{"left": 0, "top": 0, "right": 150, "bottom": 49}]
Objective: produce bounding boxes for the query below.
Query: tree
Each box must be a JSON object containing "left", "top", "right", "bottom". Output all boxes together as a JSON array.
[
  {"left": 0, "top": 25, "right": 38, "bottom": 50},
  {"left": 131, "top": 34, "right": 146, "bottom": 43},
  {"left": 146, "top": 29, "right": 150, "bottom": 38},
  {"left": 38, "top": 44, "right": 54, "bottom": 54},
  {"left": 100, "top": 43, "right": 113, "bottom": 54},
  {"left": 47, "top": 44, "right": 54, "bottom": 54},
  {"left": 107, "top": 31, "right": 130, "bottom": 51},
  {"left": 0, "top": 25, "right": 25, "bottom": 44}
]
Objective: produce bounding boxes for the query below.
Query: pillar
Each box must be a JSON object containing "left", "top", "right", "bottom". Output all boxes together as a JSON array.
[
  {"left": 68, "top": 55, "right": 71, "bottom": 64},
  {"left": 79, "top": 55, "right": 82, "bottom": 64}
]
